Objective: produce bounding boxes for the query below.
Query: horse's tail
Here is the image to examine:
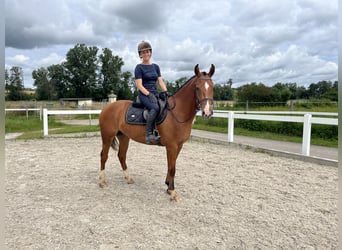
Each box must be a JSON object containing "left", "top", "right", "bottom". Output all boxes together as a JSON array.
[{"left": 111, "top": 137, "right": 119, "bottom": 151}]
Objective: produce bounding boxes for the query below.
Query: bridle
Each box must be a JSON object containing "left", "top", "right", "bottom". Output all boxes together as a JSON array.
[
  {"left": 167, "top": 76, "right": 214, "bottom": 123},
  {"left": 195, "top": 77, "right": 214, "bottom": 112}
]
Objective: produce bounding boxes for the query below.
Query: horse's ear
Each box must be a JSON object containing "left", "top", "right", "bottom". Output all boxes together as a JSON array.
[
  {"left": 208, "top": 64, "right": 215, "bottom": 77},
  {"left": 194, "top": 64, "right": 200, "bottom": 77}
]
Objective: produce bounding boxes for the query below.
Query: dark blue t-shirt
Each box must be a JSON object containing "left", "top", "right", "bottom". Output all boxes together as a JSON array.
[{"left": 134, "top": 63, "right": 161, "bottom": 95}]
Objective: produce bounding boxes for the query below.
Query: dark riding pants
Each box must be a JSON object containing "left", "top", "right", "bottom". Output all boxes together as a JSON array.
[{"left": 139, "top": 93, "right": 160, "bottom": 112}]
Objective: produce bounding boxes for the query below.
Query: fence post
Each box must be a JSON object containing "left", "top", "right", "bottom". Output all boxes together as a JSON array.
[
  {"left": 228, "top": 111, "right": 234, "bottom": 142},
  {"left": 302, "top": 113, "right": 312, "bottom": 156},
  {"left": 43, "top": 109, "right": 48, "bottom": 136}
]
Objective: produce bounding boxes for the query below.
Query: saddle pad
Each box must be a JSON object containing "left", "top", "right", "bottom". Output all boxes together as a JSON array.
[{"left": 125, "top": 104, "right": 167, "bottom": 125}]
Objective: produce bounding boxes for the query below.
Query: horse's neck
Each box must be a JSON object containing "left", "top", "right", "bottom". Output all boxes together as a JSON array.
[{"left": 172, "top": 81, "right": 197, "bottom": 119}]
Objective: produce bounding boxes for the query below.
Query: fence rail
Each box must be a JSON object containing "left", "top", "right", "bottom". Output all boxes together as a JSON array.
[
  {"left": 42, "top": 109, "right": 338, "bottom": 157},
  {"left": 5, "top": 108, "right": 42, "bottom": 120},
  {"left": 43, "top": 109, "right": 101, "bottom": 136},
  {"left": 211, "top": 111, "right": 337, "bottom": 156}
]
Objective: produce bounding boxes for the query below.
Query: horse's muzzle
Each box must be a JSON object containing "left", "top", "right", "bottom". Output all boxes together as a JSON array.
[
  {"left": 202, "top": 109, "right": 213, "bottom": 118},
  {"left": 201, "top": 99, "right": 213, "bottom": 118}
]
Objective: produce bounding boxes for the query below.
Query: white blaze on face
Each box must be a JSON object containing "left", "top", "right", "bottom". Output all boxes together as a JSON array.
[
  {"left": 205, "top": 81, "right": 209, "bottom": 90},
  {"left": 203, "top": 81, "right": 211, "bottom": 116}
]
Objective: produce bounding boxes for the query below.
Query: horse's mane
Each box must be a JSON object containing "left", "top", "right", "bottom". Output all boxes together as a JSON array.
[{"left": 173, "top": 71, "right": 209, "bottom": 95}]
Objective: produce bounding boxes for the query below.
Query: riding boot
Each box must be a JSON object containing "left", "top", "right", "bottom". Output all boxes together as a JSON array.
[{"left": 146, "top": 109, "right": 160, "bottom": 144}]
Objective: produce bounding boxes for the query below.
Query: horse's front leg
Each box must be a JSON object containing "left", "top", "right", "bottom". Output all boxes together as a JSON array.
[
  {"left": 165, "top": 144, "right": 183, "bottom": 202},
  {"left": 117, "top": 134, "right": 134, "bottom": 184}
]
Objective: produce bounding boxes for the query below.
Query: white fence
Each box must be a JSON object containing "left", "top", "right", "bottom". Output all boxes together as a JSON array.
[
  {"left": 5, "top": 108, "right": 42, "bottom": 120},
  {"left": 211, "top": 111, "right": 338, "bottom": 156},
  {"left": 42, "top": 109, "right": 338, "bottom": 157},
  {"left": 43, "top": 109, "right": 101, "bottom": 136}
]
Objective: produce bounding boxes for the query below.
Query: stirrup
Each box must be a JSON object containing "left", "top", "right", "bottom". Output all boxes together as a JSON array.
[
  {"left": 146, "top": 134, "right": 160, "bottom": 144},
  {"left": 153, "top": 129, "right": 159, "bottom": 137}
]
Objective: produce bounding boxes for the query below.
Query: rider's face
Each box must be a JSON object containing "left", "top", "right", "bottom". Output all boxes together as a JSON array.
[{"left": 140, "top": 50, "right": 151, "bottom": 61}]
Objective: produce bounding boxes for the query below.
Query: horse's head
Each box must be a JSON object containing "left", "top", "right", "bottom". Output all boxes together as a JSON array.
[{"left": 194, "top": 64, "right": 215, "bottom": 118}]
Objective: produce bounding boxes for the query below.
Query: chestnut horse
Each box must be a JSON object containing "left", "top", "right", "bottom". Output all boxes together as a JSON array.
[{"left": 99, "top": 64, "right": 215, "bottom": 201}]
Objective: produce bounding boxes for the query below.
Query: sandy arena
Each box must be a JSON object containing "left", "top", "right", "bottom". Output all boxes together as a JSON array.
[{"left": 5, "top": 136, "right": 337, "bottom": 249}]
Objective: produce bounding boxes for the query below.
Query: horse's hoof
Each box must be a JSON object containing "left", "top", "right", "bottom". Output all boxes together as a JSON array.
[
  {"left": 167, "top": 189, "right": 181, "bottom": 202},
  {"left": 99, "top": 171, "right": 107, "bottom": 188},
  {"left": 99, "top": 182, "right": 107, "bottom": 188},
  {"left": 126, "top": 178, "right": 134, "bottom": 184}
]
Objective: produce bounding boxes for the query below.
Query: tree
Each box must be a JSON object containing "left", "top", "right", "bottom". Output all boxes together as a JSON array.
[
  {"left": 307, "top": 80, "right": 332, "bottom": 99},
  {"left": 6, "top": 66, "right": 24, "bottom": 100},
  {"left": 64, "top": 44, "right": 99, "bottom": 98},
  {"left": 165, "top": 80, "right": 176, "bottom": 94},
  {"left": 32, "top": 67, "right": 55, "bottom": 100},
  {"left": 175, "top": 77, "right": 188, "bottom": 90},
  {"left": 295, "top": 86, "right": 308, "bottom": 99},
  {"left": 237, "top": 82, "right": 273, "bottom": 103},
  {"left": 227, "top": 78, "right": 233, "bottom": 87},
  {"left": 31, "top": 44, "right": 136, "bottom": 100},
  {"left": 5, "top": 68, "right": 9, "bottom": 91},
  {"left": 214, "top": 79, "right": 234, "bottom": 101},
  {"left": 322, "top": 81, "right": 338, "bottom": 101},
  {"left": 116, "top": 71, "right": 133, "bottom": 100},
  {"left": 271, "top": 82, "right": 291, "bottom": 102},
  {"left": 284, "top": 82, "right": 298, "bottom": 99},
  {"left": 47, "top": 64, "right": 67, "bottom": 99},
  {"left": 98, "top": 48, "right": 132, "bottom": 100},
  {"left": 129, "top": 76, "right": 139, "bottom": 97},
  {"left": 162, "top": 77, "right": 188, "bottom": 95}
]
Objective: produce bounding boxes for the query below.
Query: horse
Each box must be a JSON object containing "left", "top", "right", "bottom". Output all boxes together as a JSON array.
[{"left": 99, "top": 64, "right": 215, "bottom": 202}]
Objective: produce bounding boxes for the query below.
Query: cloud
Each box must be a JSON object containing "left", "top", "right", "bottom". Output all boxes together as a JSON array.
[
  {"left": 228, "top": 45, "right": 337, "bottom": 86},
  {"left": 7, "top": 54, "right": 30, "bottom": 64},
  {"left": 38, "top": 53, "right": 65, "bottom": 67},
  {"left": 5, "top": 0, "right": 338, "bottom": 88},
  {"left": 102, "top": 0, "right": 167, "bottom": 32},
  {"left": 5, "top": 0, "right": 103, "bottom": 49}
]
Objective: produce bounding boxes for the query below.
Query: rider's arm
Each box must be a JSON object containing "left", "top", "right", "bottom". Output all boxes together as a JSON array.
[
  {"left": 135, "top": 78, "right": 150, "bottom": 96},
  {"left": 157, "top": 77, "right": 167, "bottom": 92}
]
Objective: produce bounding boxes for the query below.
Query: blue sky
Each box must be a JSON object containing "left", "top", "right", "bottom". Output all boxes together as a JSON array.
[{"left": 5, "top": 0, "right": 338, "bottom": 89}]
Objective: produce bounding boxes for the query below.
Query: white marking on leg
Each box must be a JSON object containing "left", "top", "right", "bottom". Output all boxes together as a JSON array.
[
  {"left": 167, "top": 190, "right": 181, "bottom": 202},
  {"left": 99, "top": 170, "right": 107, "bottom": 188},
  {"left": 123, "top": 170, "right": 134, "bottom": 184}
]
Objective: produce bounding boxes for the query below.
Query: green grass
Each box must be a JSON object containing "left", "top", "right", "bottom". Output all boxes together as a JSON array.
[
  {"left": 192, "top": 121, "right": 338, "bottom": 148},
  {"left": 6, "top": 112, "right": 337, "bottom": 148},
  {"left": 5, "top": 114, "right": 99, "bottom": 140},
  {"left": 215, "top": 104, "right": 338, "bottom": 113},
  {"left": 61, "top": 114, "right": 100, "bottom": 120}
]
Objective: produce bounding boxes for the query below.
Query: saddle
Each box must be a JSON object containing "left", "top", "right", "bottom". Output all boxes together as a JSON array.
[{"left": 125, "top": 96, "right": 168, "bottom": 125}]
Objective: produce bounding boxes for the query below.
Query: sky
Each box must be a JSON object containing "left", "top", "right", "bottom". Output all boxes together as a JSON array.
[{"left": 5, "top": 0, "right": 338, "bottom": 89}]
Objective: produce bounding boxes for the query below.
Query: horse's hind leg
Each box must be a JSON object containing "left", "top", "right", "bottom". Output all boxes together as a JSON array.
[{"left": 117, "top": 134, "right": 134, "bottom": 184}]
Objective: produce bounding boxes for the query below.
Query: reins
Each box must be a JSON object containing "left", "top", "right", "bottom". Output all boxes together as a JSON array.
[{"left": 167, "top": 76, "right": 213, "bottom": 123}]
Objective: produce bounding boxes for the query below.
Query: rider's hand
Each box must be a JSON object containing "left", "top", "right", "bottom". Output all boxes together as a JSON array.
[
  {"left": 148, "top": 93, "right": 158, "bottom": 104},
  {"left": 159, "top": 91, "right": 171, "bottom": 101}
]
